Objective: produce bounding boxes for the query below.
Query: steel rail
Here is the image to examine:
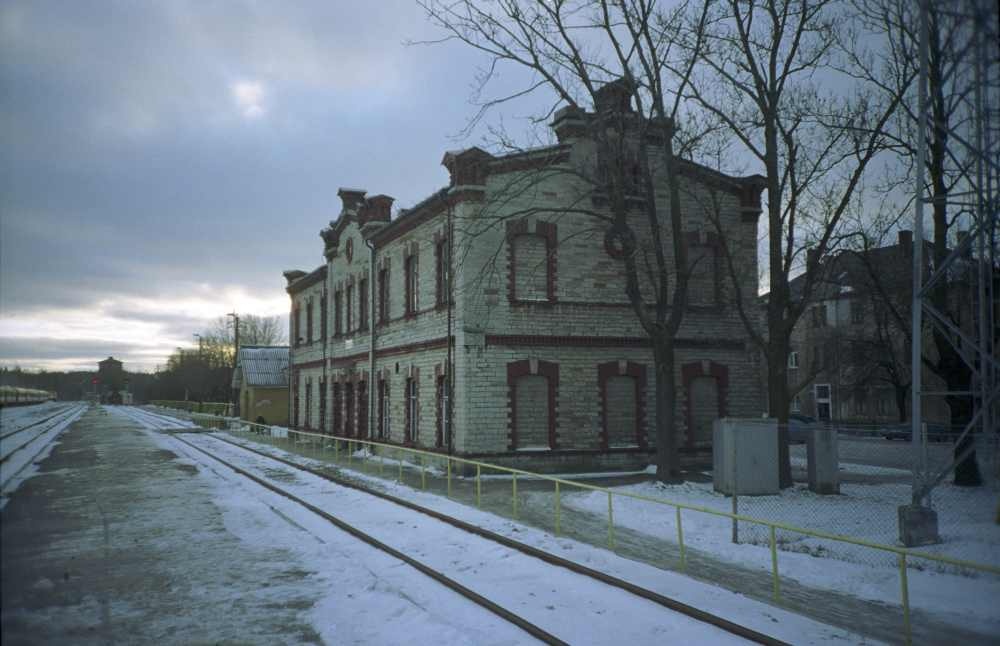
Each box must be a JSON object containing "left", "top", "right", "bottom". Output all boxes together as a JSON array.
[
  {"left": 169, "top": 434, "right": 569, "bottom": 646},
  {"left": 1, "top": 405, "right": 84, "bottom": 464},
  {"left": 201, "top": 432, "right": 789, "bottom": 646},
  {"left": 1, "top": 404, "right": 85, "bottom": 493},
  {"left": 0, "top": 404, "right": 76, "bottom": 441}
]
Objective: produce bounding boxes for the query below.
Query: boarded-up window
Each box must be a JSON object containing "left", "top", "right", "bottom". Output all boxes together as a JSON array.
[
  {"left": 515, "top": 375, "right": 549, "bottom": 448},
  {"left": 605, "top": 376, "right": 637, "bottom": 447},
  {"left": 689, "top": 376, "right": 719, "bottom": 444},
  {"left": 513, "top": 235, "right": 548, "bottom": 301}
]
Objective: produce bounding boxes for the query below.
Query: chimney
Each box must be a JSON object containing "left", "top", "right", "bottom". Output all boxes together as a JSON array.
[
  {"left": 363, "top": 195, "right": 394, "bottom": 223},
  {"left": 337, "top": 187, "right": 367, "bottom": 214},
  {"left": 593, "top": 77, "right": 636, "bottom": 114},
  {"left": 441, "top": 147, "right": 493, "bottom": 187},
  {"left": 551, "top": 105, "right": 587, "bottom": 142},
  {"left": 807, "top": 247, "right": 820, "bottom": 268},
  {"left": 898, "top": 229, "right": 913, "bottom": 250}
]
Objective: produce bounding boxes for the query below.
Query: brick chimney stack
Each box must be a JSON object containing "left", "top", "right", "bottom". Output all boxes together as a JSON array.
[{"left": 898, "top": 229, "right": 913, "bottom": 250}]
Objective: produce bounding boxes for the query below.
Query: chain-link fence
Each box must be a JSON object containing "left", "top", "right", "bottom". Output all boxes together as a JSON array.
[{"left": 733, "top": 422, "right": 1000, "bottom": 571}]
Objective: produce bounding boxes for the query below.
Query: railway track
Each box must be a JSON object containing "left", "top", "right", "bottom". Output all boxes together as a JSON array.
[
  {"left": 130, "top": 406, "right": 787, "bottom": 646},
  {"left": 1, "top": 403, "right": 86, "bottom": 498}
]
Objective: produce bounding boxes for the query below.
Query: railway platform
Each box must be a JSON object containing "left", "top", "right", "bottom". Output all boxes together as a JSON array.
[
  {"left": 0, "top": 405, "right": 931, "bottom": 645},
  {"left": 1, "top": 406, "right": 323, "bottom": 645}
]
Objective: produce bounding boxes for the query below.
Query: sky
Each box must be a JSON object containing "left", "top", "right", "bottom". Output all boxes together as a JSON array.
[{"left": 0, "top": 0, "right": 546, "bottom": 373}]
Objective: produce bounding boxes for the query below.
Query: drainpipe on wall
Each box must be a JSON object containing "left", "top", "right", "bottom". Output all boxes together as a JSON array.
[
  {"left": 366, "top": 237, "right": 377, "bottom": 439},
  {"left": 446, "top": 198, "right": 454, "bottom": 455}
]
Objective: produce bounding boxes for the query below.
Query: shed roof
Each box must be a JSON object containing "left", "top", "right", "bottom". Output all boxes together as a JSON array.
[{"left": 233, "top": 346, "right": 289, "bottom": 388}]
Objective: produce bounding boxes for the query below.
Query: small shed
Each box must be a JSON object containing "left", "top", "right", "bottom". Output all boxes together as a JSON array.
[{"left": 232, "top": 346, "right": 289, "bottom": 426}]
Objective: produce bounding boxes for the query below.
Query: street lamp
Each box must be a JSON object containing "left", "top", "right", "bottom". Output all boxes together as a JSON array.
[
  {"left": 228, "top": 312, "right": 240, "bottom": 417},
  {"left": 193, "top": 333, "right": 203, "bottom": 357}
]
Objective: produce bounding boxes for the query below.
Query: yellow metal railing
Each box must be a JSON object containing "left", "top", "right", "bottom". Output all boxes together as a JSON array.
[
  {"left": 172, "top": 410, "right": 999, "bottom": 646},
  {"left": 150, "top": 400, "right": 233, "bottom": 416}
]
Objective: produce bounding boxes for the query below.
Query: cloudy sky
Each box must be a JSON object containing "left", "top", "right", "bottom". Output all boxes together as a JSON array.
[{"left": 1, "top": 0, "right": 547, "bottom": 372}]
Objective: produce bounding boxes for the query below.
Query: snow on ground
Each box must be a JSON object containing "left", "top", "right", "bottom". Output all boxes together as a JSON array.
[
  {"left": 141, "top": 439, "right": 534, "bottom": 645},
  {"left": 178, "top": 430, "right": 882, "bottom": 646},
  {"left": 0, "top": 401, "right": 70, "bottom": 434},
  {"left": 559, "top": 479, "right": 1000, "bottom": 634},
  {"left": 1, "top": 403, "right": 87, "bottom": 509}
]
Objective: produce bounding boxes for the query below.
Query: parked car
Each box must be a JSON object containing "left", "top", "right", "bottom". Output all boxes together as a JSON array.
[
  {"left": 882, "top": 422, "right": 957, "bottom": 442},
  {"left": 787, "top": 413, "right": 818, "bottom": 444}
]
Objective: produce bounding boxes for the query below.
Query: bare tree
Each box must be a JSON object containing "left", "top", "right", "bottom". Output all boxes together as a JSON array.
[
  {"left": 419, "top": 0, "right": 731, "bottom": 481},
  {"left": 681, "top": 0, "right": 913, "bottom": 486},
  {"left": 847, "top": 0, "right": 996, "bottom": 486}
]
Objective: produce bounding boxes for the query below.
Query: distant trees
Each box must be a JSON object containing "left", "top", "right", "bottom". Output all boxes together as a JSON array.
[{"left": 155, "top": 314, "right": 286, "bottom": 403}]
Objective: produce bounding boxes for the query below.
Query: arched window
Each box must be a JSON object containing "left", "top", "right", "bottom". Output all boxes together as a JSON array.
[
  {"left": 507, "top": 220, "right": 557, "bottom": 303},
  {"left": 506, "top": 359, "right": 559, "bottom": 450},
  {"left": 513, "top": 235, "right": 548, "bottom": 301}
]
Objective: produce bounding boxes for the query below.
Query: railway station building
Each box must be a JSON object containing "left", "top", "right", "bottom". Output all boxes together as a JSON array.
[{"left": 285, "top": 81, "right": 765, "bottom": 472}]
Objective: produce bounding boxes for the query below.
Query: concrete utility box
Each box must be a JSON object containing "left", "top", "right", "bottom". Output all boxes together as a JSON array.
[
  {"left": 807, "top": 427, "right": 840, "bottom": 494},
  {"left": 898, "top": 504, "right": 940, "bottom": 547},
  {"left": 713, "top": 418, "right": 779, "bottom": 495}
]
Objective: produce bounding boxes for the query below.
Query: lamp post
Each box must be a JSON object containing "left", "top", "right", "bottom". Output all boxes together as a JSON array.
[{"left": 228, "top": 312, "right": 240, "bottom": 417}]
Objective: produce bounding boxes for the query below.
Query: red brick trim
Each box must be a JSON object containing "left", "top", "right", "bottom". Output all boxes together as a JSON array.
[
  {"left": 369, "top": 190, "right": 449, "bottom": 246},
  {"left": 597, "top": 361, "right": 648, "bottom": 450},
  {"left": 286, "top": 265, "right": 327, "bottom": 295},
  {"left": 331, "top": 336, "right": 452, "bottom": 368},
  {"left": 506, "top": 359, "right": 560, "bottom": 450},
  {"left": 680, "top": 361, "right": 729, "bottom": 447},
  {"left": 506, "top": 219, "right": 558, "bottom": 303},
  {"left": 404, "top": 366, "right": 420, "bottom": 445},
  {"left": 489, "top": 148, "right": 571, "bottom": 175},
  {"left": 485, "top": 334, "right": 746, "bottom": 351},
  {"left": 404, "top": 243, "right": 419, "bottom": 318},
  {"left": 290, "top": 358, "right": 326, "bottom": 370}
]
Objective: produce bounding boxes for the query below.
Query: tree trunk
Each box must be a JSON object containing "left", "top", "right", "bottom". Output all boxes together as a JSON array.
[
  {"left": 767, "top": 334, "right": 793, "bottom": 488},
  {"left": 654, "top": 337, "right": 682, "bottom": 483},
  {"left": 895, "top": 384, "right": 908, "bottom": 423}
]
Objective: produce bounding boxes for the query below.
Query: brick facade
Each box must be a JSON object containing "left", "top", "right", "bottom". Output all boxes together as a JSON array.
[{"left": 284, "top": 89, "right": 764, "bottom": 472}]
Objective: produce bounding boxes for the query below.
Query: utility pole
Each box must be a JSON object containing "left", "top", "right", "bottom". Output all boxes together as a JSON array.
[{"left": 228, "top": 312, "right": 240, "bottom": 417}]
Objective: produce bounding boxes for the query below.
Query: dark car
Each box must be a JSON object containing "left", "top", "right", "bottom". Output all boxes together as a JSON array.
[
  {"left": 787, "top": 413, "right": 818, "bottom": 444},
  {"left": 883, "top": 423, "right": 956, "bottom": 442}
]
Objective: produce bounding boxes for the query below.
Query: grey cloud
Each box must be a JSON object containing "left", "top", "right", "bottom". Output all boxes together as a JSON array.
[
  {"left": 0, "top": 336, "right": 152, "bottom": 362},
  {"left": 0, "top": 0, "right": 546, "bottom": 368}
]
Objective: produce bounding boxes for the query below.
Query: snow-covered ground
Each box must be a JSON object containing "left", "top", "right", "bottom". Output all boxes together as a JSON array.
[
  {"left": 1, "top": 402, "right": 87, "bottom": 508},
  {"left": 560, "top": 479, "right": 1000, "bottom": 634},
  {"left": 1, "top": 401, "right": 71, "bottom": 434},
  {"left": 137, "top": 431, "right": 880, "bottom": 644}
]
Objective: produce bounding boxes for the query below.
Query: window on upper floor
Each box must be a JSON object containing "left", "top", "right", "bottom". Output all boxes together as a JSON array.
[
  {"left": 788, "top": 351, "right": 799, "bottom": 369},
  {"left": 435, "top": 237, "right": 450, "bottom": 307},
  {"left": 404, "top": 253, "right": 418, "bottom": 316},
  {"left": 378, "top": 268, "right": 389, "bottom": 325},
  {"left": 320, "top": 293, "right": 328, "bottom": 339},
  {"left": 687, "top": 243, "right": 718, "bottom": 307},
  {"left": 359, "top": 278, "right": 369, "bottom": 330},
  {"left": 334, "top": 290, "right": 343, "bottom": 337},
  {"left": 306, "top": 299, "right": 314, "bottom": 343},
  {"left": 512, "top": 234, "right": 549, "bottom": 301},
  {"left": 294, "top": 304, "right": 302, "bottom": 347},
  {"left": 346, "top": 283, "right": 354, "bottom": 332}
]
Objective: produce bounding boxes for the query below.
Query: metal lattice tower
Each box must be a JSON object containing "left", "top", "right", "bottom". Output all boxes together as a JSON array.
[{"left": 911, "top": 0, "right": 1000, "bottom": 504}]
